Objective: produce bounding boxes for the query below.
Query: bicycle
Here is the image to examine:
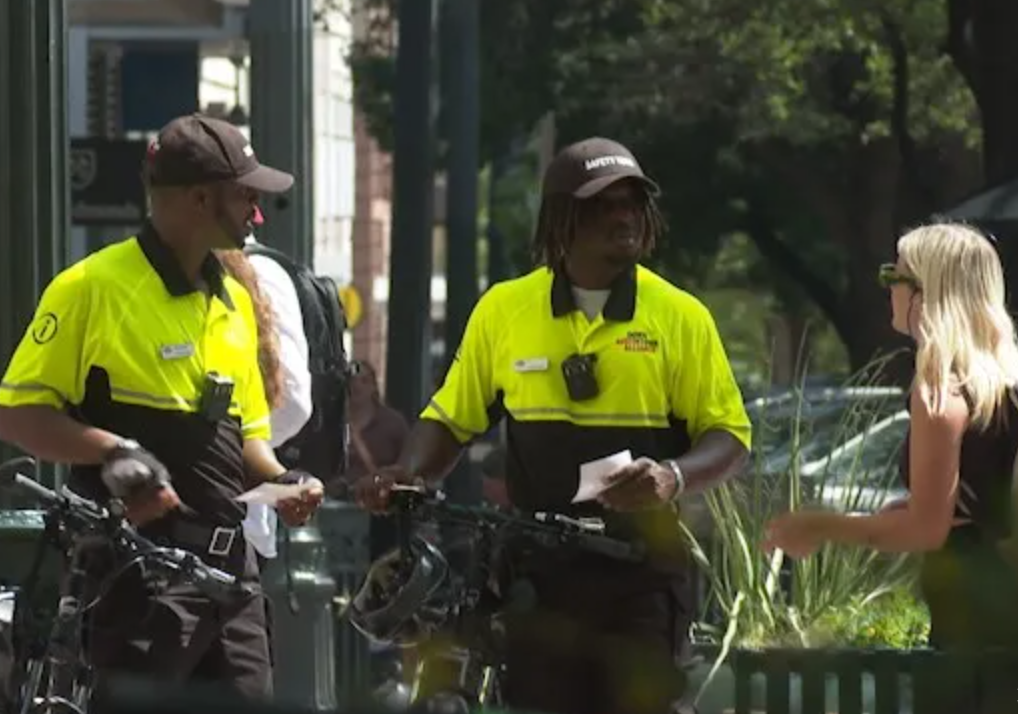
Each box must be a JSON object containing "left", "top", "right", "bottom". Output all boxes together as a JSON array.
[
  {"left": 0, "top": 456, "right": 254, "bottom": 714},
  {"left": 347, "top": 484, "right": 646, "bottom": 712}
]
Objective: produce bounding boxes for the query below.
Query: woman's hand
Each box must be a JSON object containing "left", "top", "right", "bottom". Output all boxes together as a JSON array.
[
  {"left": 763, "top": 510, "right": 832, "bottom": 559},
  {"left": 276, "top": 473, "right": 325, "bottom": 526}
]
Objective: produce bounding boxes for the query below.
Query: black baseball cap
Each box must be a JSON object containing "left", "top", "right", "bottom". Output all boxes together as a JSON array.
[
  {"left": 146, "top": 113, "right": 294, "bottom": 193},
  {"left": 542, "top": 137, "right": 660, "bottom": 198}
]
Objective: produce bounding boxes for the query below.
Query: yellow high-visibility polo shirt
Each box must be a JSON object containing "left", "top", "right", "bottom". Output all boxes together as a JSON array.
[
  {"left": 422, "top": 264, "right": 751, "bottom": 564},
  {"left": 0, "top": 223, "right": 270, "bottom": 526}
]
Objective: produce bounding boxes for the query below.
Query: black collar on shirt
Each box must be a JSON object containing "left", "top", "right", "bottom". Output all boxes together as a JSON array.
[
  {"left": 550, "top": 264, "right": 637, "bottom": 321},
  {"left": 137, "top": 221, "right": 234, "bottom": 310}
]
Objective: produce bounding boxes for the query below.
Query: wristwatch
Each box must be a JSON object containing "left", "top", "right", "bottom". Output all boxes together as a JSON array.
[
  {"left": 663, "top": 459, "right": 686, "bottom": 501},
  {"left": 106, "top": 438, "right": 142, "bottom": 460}
]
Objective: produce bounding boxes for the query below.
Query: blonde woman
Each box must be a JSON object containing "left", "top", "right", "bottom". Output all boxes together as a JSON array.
[{"left": 764, "top": 223, "right": 1018, "bottom": 656}]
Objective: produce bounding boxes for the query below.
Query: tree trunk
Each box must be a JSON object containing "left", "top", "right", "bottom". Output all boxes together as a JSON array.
[
  {"left": 766, "top": 313, "right": 811, "bottom": 387},
  {"left": 749, "top": 139, "right": 923, "bottom": 385},
  {"left": 840, "top": 268, "right": 915, "bottom": 385},
  {"left": 946, "top": 0, "right": 1018, "bottom": 184}
]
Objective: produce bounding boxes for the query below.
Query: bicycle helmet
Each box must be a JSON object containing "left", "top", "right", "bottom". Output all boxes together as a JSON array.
[{"left": 348, "top": 535, "right": 450, "bottom": 647}]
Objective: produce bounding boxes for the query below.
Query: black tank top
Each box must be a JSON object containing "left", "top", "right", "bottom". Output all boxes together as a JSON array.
[{"left": 900, "top": 389, "right": 1018, "bottom": 539}]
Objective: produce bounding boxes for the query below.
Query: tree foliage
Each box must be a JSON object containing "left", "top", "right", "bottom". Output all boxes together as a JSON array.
[{"left": 350, "top": 0, "right": 992, "bottom": 374}]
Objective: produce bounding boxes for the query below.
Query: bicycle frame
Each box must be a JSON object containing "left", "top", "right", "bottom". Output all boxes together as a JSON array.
[
  {"left": 0, "top": 457, "right": 249, "bottom": 714},
  {"left": 377, "top": 486, "right": 645, "bottom": 710},
  {"left": 18, "top": 535, "right": 99, "bottom": 714},
  {"left": 403, "top": 521, "right": 505, "bottom": 709}
]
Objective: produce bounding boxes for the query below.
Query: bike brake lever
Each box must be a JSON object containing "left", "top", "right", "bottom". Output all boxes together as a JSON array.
[
  {"left": 150, "top": 548, "right": 247, "bottom": 600},
  {"left": 389, "top": 483, "right": 428, "bottom": 496},
  {"left": 59, "top": 485, "right": 108, "bottom": 520},
  {"left": 533, "top": 512, "right": 606, "bottom": 534}
]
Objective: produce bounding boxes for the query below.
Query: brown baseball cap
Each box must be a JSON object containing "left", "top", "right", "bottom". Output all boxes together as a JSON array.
[
  {"left": 146, "top": 113, "right": 294, "bottom": 193},
  {"left": 542, "top": 137, "right": 660, "bottom": 199}
]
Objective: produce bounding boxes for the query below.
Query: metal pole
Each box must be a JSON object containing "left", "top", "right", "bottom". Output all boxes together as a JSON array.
[
  {"left": 386, "top": 0, "right": 437, "bottom": 421},
  {"left": 438, "top": 0, "right": 481, "bottom": 505},
  {"left": 441, "top": 0, "right": 480, "bottom": 351},
  {"left": 0, "top": 0, "right": 68, "bottom": 491},
  {"left": 248, "top": 0, "right": 315, "bottom": 266},
  {"left": 486, "top": 150, "right": 509, "bottom": 284},
  {"left": 7, "top": 0, "right": 42, "bottom": 361},
  {"left": 35, "top": 0, "right": 70, "bottom": 298},
  {"left": 0, "top": 6, "right": 13, "bottom": 375},
  {"left": 248, "top": 3, "right": 339, "bottom": 709}
]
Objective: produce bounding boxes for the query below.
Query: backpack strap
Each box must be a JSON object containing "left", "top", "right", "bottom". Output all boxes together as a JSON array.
[
  {"left": 243, "top": 242, "right": 318, "bottom": 354},
  {"left": 243, "top": 242, "right": 302, "bottom": 285}
]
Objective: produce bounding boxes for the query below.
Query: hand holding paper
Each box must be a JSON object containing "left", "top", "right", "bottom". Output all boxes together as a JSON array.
[
  {"left": 597, "top": 456, "right": 680, "bottom": 511},
  {"left": 235, "top": 482, "right": 307, "bottom": 507},
  {"left": 572, "top": 450, "right": 633, "bottom": 503}
]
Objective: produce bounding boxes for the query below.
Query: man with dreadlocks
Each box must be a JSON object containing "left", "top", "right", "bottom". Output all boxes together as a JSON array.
[{"left": 353, "top": 137, "right": 751, "bottom": 714}]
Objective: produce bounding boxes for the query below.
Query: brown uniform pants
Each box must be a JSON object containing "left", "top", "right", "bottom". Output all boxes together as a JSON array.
[{"left": 86, "top": 543, "right": 272, "bottom": 709}]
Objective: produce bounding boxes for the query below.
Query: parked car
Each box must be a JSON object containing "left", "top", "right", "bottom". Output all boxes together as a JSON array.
[
  {"left": 682, "top": 387, "right": 907, "bottom": 537},
  {"left": 747, "top": 386, "right": 904, "bottom": 476},
  {"left": 803, "top": 410, "right": 910, "bottom": 512}
]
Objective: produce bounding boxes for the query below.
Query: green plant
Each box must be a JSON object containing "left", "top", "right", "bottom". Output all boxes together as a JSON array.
[
  {"left": 684, "top": 357, "right": 922, "bottom": 701},
  {"left": 807, "top": 587, "right": 930, "bottom": 650}
]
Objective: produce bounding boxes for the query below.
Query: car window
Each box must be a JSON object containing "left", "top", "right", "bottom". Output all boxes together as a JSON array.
[
  {"left": 810, "top": 416, "right": 909, "bottom": 485},
  {"left": 750, "top": 392, "right": 904, "bottom": 474}
]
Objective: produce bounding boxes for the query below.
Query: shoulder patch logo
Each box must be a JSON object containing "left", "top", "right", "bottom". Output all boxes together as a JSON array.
[{"left": 31, "top": 313, "right": 58, "bottom": 345}]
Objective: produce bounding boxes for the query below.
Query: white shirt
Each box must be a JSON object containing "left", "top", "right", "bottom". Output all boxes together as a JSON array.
[
  {"left": 571, "top": 286, "right": 611, "bottom": 321},
  {"left": 241, "top": 236, "right": 313, "bottom": 558}
]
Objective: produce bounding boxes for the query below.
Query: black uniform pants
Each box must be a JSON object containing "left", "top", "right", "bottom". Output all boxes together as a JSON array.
[
  {"left": 85, "top": 542, "right": 272, "bottom": 708},
  {"left": 502, "top": 554, "right": 690, "bottom": 714},
  {"left": 918, "top": 529, "right": 1018, "bottom": 714}
]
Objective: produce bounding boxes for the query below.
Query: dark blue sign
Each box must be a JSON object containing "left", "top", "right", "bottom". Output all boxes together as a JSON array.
[{"left": 120, "top": 44, "right": 200, "bottom": 133}]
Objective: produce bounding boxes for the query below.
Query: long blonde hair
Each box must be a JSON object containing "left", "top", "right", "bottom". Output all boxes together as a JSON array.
[{"left": 898, "top": 222, "right": 1018, "bottom": 429}]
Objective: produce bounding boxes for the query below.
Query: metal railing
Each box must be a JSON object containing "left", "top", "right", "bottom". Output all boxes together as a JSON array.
[{"left": 730, "top": 647, "right": 1018, "bottom": 714}]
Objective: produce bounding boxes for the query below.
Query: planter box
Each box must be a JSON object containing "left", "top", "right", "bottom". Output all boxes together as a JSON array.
[{"left": 690, "top": 645, "right": 1018, "bottom": 714}]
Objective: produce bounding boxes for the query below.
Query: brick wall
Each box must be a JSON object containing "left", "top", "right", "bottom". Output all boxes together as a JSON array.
[{"left": 351, "top": 110, "right": 393, "bottom": 398}]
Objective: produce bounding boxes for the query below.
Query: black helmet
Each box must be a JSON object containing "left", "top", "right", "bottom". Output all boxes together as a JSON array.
[{"left": 348, "top": 535, "right": 450, "bottom": 647}]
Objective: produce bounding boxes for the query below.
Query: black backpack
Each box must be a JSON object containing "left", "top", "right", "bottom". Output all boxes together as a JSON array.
[{"left": 244, "top": 243, "right": 350, "bottom": 482}]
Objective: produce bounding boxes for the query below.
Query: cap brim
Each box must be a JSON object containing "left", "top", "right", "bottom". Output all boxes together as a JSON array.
[
  {"left": 236, "top": 164, "right": 294, "bottom": 193},
  {"left": 573, "top": 172, "right": 660, "bottom": 199}
]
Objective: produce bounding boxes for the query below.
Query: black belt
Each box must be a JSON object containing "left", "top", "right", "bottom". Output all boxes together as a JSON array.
[{"left": 166, "top": 521, "right": 243, "bottom": 559}]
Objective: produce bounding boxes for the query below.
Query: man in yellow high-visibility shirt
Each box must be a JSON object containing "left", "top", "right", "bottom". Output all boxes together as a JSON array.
[
  {"left": 0, "top": 114, "right": 324, "bottom": 701},
  {"left": 353, "top": 137, "right": 751, "bottom": 714}
]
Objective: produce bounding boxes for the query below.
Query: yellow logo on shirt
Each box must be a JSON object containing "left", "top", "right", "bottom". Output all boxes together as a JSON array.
[{"left": 616, "top": 331, "right": 658, "bottom": 353}]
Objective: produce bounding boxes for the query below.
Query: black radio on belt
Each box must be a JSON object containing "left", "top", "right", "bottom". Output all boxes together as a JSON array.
[
  {"left": 561, "top": 353, "right": 599, "bottom": 401},
  {"left": 198, "top": 371, "right": 235, "bottom": 421}
]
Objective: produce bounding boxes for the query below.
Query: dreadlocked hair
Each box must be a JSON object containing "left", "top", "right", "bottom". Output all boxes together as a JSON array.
[
  {"left": 215, "top": 250, "right": 285, "bottom": 410},
  {"left": 530, "top": 191, "right": 667, "bottom": 267}
]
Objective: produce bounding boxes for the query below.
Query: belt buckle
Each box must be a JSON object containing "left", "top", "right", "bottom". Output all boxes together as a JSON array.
[{"left": 208, "top": 526, "right": 235, "bottom": 557}]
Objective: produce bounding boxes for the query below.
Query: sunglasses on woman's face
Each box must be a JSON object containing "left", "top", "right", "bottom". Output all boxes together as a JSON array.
[{"left": 878, "top": 263, "right": 920, "bottom": 290}]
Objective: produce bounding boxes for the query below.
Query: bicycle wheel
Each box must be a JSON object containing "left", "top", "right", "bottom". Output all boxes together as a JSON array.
[{"left": 14, "top": 655, "right": 92, "bottom": 714}]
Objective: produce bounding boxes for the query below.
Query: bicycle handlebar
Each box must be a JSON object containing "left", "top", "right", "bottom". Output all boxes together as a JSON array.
[
  {"left": 386, "top": 484, "right": 646, "bottom": 563},
  {"left": 0, "top": 456, "right": 248, "bottom": 602}
]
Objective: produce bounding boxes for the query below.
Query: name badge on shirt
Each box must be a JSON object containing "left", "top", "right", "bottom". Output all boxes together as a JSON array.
[
  {"left": 159, "top": 343, "right": 195, "bottom": 360},
  {"left": 513, "top": 357, "right": 549, "bottom": 373}
]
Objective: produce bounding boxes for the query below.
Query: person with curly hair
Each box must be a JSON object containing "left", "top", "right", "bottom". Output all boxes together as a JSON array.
[
  {"left": 217, "top": 217, "right": 314, "bottom": 566},
  {"left": 216, "top": 247, "right": 285, "bottom": 411}
]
